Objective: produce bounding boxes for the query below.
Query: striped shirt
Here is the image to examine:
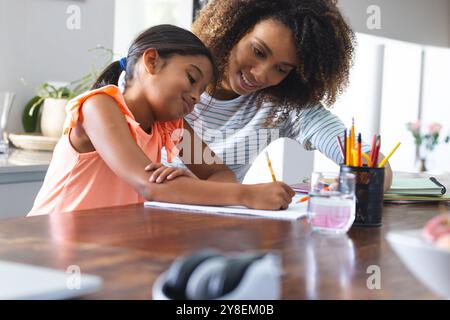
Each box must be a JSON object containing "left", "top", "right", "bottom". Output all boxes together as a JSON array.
[{"left": 163, "top": 92, "right": 367, "bottom": 182}]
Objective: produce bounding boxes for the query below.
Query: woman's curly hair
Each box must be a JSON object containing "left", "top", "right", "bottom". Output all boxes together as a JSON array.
[{"left": 192, "top": 0, "right": 356, "bottom": 127}]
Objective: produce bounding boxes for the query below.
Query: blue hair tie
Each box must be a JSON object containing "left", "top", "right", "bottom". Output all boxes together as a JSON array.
[{"left": 119, "top": 57, "right": 127, "bottom": 71}]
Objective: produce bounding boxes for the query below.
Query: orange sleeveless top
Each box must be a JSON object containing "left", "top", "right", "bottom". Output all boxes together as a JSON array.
[{"left": 28, "top": 85, "right": 183, "bottom": 216}]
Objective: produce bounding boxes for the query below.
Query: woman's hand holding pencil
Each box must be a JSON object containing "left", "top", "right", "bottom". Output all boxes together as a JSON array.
[{"left": 259, "top": 151, "right": 296, "bottom": 209}]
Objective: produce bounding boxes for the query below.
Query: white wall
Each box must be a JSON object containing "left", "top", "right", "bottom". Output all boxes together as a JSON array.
[
  {"left": 0, "top": 0, "right": 114, "bottom": 135},
  {"left": 114, "top": 0, "right": 193, "bottom": 57},
  {"left": 338, "top": 0, "right": 450, "bottom": 48}
]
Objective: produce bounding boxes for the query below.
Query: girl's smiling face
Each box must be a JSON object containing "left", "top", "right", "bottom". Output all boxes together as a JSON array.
[
  {"left": 218, "top": 19, "right": 299, "bottom": 100},
  {"left": 142, "top": 51, "right": 214, "bottom": 121}
]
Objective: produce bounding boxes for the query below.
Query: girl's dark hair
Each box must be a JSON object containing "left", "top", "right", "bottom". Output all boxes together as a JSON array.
[
  {"left": 192, "top": 0, "right": 356, "bottom": 127},
  {"left": 92, "top": 24, "right": 218, "bottom": 90}
]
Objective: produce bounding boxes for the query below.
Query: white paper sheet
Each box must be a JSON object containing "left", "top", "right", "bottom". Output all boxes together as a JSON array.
[{"left": 144, "top": 195, "right": 308, "bottom": 220}]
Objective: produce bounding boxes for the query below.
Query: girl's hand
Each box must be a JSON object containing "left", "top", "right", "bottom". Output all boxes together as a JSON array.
[
  {"left": 145, "top": 163, "right": 198, "bottom": 183},
  {"left": 242, "top": 182, "right": 295, "bottom": 210}
]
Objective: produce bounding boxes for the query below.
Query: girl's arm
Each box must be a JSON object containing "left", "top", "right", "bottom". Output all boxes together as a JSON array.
[
  {"left": 81, "top": 94, "right": 293, "bottom": 209},
  {"left": 179, "top": 120, "right": 238, "bottom": 182}
]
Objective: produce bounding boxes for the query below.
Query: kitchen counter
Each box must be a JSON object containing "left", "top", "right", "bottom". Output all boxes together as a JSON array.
[{"left": 0, "top": 148, "right": 51, "bottom": 184}]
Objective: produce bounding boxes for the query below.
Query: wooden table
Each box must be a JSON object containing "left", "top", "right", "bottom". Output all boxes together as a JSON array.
[{"left": 0, "top": 199, "right": 448, "bottom": 300}]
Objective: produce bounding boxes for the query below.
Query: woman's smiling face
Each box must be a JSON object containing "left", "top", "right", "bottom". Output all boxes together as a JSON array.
[{"left": 218, "top": 18, "right": 299, "bottom": 99}]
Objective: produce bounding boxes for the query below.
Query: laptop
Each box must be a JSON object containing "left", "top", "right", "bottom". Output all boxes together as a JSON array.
[{"left": 0, "top": 260, "right": 102, "bottom": 300}]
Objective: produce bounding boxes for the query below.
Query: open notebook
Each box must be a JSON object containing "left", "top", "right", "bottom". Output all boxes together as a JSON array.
[{"left": 144, "top": 194, "right": 308, "bottom": 220}]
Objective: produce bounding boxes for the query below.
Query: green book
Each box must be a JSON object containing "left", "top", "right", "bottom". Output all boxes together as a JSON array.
[
  {"left": 385, "top": 177, "right": 446, "bottom": 196},
  {"left": 383, "top": 194, "right": 450, "bottom": 202}
]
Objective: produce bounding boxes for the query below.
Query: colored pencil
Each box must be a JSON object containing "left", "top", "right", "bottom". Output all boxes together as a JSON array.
[
  {"left": 336, "top": 135, "right": 345, "bottom": 162},
  {"left": 373, "top": 135, "right": 381, "bottom": 167},
  {"left": 378, "top": 142, "right": 401, "bottom": 168},
  {"left": 343, "top": 129, "right": 347, "bottom": 165},
  {"left": 346, "top": 130, "right": 351, "bottom": 166},
  {"left": 350, "top": 118, "right": 355, "bottom": 165},
  {"left": 361, "top": 152, "right": 373, "bottom": 167},
  {"left": 357, "top": 133, "right": 362, "bottom": 167},
  {"left": 369, "top": 134, "right": 377, "bottom": 167},
  {"left": 297, "top": 186, "right": 331, "bottom": 203}
]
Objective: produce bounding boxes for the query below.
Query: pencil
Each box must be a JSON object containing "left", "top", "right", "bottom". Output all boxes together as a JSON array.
[
  {"left": 297, "top": 186, "right": 331, "bottom": 203},
  {"left": 265, "top": 151, "right": 277, "bottom": 182},
  {"left": 336, "top": 135, "right": 345, "bottom": 161},
  {"left": 351, "top": 149, "right": 358, "bottom": 166},
  {"left": 373, "top": 135, "right": 381, "bottom": 167},
  {"left": 378, "top": 142, "right": 401, "bottom": 168},
  {"left": 357, "top": 133, "right": 362, "bottom": 167},
  {"left": 371, "top": 135, "right": 379, "bottom": 167},
  {"left": 346, "top": 130, "right": 351, "bottom": 166},
  {"left": 351, "top": 118, "right": 355, "bottom": 165},
  {"left": 369, "top": 134, "right": 377, "bottom": 167},
  {"left": 361, "top": 152, "right": 373, "bottom": 167},
  {"left": 298, "top": 195, "right": 309, "bottom": 203},
  {"left": 343, "top": 129, "right": 347, "bottom": 165}
]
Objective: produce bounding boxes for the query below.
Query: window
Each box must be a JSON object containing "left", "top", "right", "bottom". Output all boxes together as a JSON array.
[
  {"left": 314, "top": 33, "right": 450, "bottom": 174},
  {"left": 420, "top": 47, "right": 450, "bottom": 171}
]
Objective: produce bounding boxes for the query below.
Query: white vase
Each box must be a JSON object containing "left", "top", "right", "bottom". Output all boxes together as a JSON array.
[{"left": 40, "top": 98, "right": 68, "bottom": 138}]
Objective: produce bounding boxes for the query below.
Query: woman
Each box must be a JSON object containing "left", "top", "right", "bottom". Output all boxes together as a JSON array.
[{"left": 156, "top": 0, "right": 392, "bottom": 190}]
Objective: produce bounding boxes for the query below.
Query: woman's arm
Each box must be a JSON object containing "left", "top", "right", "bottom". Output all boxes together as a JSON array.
[
  {"left": 81, "top": 94, "right": 293, "bottom": 209},
  {"left": 179, "top": 120, "right": 238, "bottom": 182}
]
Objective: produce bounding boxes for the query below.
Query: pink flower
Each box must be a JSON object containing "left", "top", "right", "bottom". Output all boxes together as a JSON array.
[
  {"left": 407, "top": 121, "right": 421, "bottom": 132},
  {"left": 428, "top": 122, "right": 442, "bottom": 135}
]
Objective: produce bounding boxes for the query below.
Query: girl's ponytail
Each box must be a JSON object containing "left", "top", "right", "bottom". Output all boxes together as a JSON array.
[{"left": 91, "top": 60, "right": 123, "bottom": 90}]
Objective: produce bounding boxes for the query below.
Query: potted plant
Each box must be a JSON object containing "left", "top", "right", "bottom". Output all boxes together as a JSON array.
[
  {"left": 22, "top": 46, "right": 113, "bottom": 137},
  {"left": 38, "top": 84, "right": 76, "bottom": 137}
]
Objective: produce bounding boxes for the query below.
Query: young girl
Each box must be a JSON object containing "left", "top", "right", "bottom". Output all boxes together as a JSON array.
[{"left": 28, "top": 25, "right": 294, "bottom": 216}]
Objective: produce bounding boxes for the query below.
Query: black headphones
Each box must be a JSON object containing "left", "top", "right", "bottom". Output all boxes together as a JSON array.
[{"left": 160, "top": 249, "right": 267, "bottom": 300}]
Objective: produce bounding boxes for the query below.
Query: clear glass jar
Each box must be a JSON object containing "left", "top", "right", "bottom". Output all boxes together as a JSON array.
[
  {"left": 0, "top": 92, "right": 15, "bottom": 154},
  {"left": 307, "top": 172, "right": 356, "bottom": 234}
]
